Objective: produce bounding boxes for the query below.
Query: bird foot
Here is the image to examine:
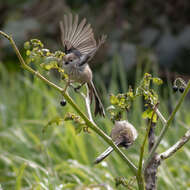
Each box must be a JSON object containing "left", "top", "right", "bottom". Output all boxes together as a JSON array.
[{"left": 74, "top": 85, "right": 82, "bottom": 92}]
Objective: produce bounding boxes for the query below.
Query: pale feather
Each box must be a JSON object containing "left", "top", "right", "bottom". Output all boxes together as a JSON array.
[{"left": 60, "top": 13, "right": 106, "bottom": 55}]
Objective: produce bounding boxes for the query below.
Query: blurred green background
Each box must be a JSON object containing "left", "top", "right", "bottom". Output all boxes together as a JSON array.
[{"left": 0, "top": 0, "right": 190, "bottom": 189}]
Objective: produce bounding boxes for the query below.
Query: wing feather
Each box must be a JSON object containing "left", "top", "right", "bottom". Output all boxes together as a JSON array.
[
  {"left": 60, "top": 13, "right": 103, "bottom": 55},
  {"left": 68, "top": 13, "right": 73, "bottom": 41},
  {"left": 69, "top": 15, "right": 79, "bottom": 46},
  {"left": 74, "top": 30, "right": 94, "bottom": 47},
  {"left": 73, "top": 24, "right": 92, "bottom": 45},
  {"left": 71, "top": 18, "right": 86, "bottom": 47},
  {"left": 64, "top": 15, "right": 69, "bottom": 41}
]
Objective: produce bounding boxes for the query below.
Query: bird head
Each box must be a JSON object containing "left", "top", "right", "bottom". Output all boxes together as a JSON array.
[{"left": 62, "top": 53, "right": 80, "bottom": 69}]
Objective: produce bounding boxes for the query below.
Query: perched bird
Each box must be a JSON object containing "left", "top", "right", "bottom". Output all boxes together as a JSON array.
[
  {"left": 94, "top": 120, "right": 138, "bottom": 164},
  {"left": 60, "top": 13, "right": 106, "bottom": 117}
]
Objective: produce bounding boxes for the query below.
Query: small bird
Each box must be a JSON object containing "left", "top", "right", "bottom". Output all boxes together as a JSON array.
[
  {"left": 94, "top": 120, "right": 138, "bottom": 164},
  {"left": 60, "top": 13, "right": 106, "bottom": 117}
]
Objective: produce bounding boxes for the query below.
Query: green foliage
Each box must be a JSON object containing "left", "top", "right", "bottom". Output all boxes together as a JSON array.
[
  {"left": 42, "top": 111, "right": 89, "bottom": 135},
  {"left": 64, "top": 113, "right": 88, "bottom": 134},
  {"left": 142, "top": 108, "right": 157, "bottom": 123},
  {"left": 24, "top": 39, "right": 67, "bottom": 79},
  {"left": 108, "top": 73, "right": 163, "bottom": 122},
  {"left": 16, "top": 162, "right": 27, "bottom": 190},
  {"left": 42, "top": 116, "right": 64, "bottom": 133},
  {"left": 0, "top": 60, "right": 189, "bottom": 189},
  {"left": 136, "top": 73, "right": 162, "bottom": 105},
  {"left": 108, "top": 86, "right": 134, "bottom": 121},
  {"left": 115, "top": 176, "right": 136, "bottom": 189}
]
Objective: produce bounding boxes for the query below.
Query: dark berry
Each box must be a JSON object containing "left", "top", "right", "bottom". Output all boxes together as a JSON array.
[
  {"left": 172, "top": 86, "right": 178, "bottom": 92},
  {"left": 60, "top": 100, "right": 67, "bottom": 106},
  {"left": 179, "top": 87, "right": 185, "bottom": 93}
]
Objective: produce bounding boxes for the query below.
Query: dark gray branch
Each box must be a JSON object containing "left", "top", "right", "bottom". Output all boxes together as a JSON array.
[{"left": 144, "top": 121, "right": 159, "bottom": 190}]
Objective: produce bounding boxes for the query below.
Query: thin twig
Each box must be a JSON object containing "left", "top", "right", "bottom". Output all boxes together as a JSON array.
[
  {"left": 143, "top": 80, "right": 190, "bottom": 170},
  {"left": 0, "top": 30, "right": 138, "bottom": 175},
  {"left": 157, "top": 128, "right": 190, "bottom": 161},
  {"left": 80, "top": 84, "right": 94, "bottom": 123},
  {"left": 155, "top": 109, "right": 166, "bottom": 125}
]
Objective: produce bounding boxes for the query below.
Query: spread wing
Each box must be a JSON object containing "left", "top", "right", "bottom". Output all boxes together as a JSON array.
[{"left": 60, "top": 13, "right": 106, "bottom": 55}]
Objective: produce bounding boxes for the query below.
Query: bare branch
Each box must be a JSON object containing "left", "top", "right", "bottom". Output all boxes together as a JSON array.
[
  {"left": 144, "top": 122, "right": 158, "bottom": 190},
  {"left": 69, "top": 83, "right": 94, "bottom": 123},
  {"left": 157, "top": 128, "right": 190, "bottom": 161},
  {"left": 138, "top": 104, "right": 158, "bottom": 178},
  {"left": 144, "top": 155, "right": 160, "bottom": 190},
  {"left": 140, "top": 104, "right": 158, "bottom": 190},
  {"left": 80, "top": 84, "right": 94, "bottom": 123},
  {"left": 155, "top": 109, "right": 166, "bottom": 125}
]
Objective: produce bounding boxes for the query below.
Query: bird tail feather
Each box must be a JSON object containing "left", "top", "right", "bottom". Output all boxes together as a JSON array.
[
  {"left": 87, "top": 82, "right": 105, "bottom": 117},
  {"left": 94, "top": 146, "right": 113, "bottom": 164}
]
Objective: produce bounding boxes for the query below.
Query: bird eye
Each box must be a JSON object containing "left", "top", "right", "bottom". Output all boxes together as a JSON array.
[{"left": 70, "top": 59, "right": 73, "bottom": 62}]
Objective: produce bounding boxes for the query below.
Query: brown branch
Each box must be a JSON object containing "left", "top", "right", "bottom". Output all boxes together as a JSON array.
[
  {"left": 144, "top": 104, "right": 159, "bottom": 190},
  {"left": 144, "top": 125, "right": 190, "bottom": 190},
  {"left": 144, "top": 121, "right": 159, "bottom": 190}
]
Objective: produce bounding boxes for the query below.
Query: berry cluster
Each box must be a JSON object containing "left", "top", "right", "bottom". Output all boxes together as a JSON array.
[
  {"left": 173, "top": 78, "right": 186, "bottom": 93},
  {"left": 173, "top": 86, "right": 185, "bottom": 93}
]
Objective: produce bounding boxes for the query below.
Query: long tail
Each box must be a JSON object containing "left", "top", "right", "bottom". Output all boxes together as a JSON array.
[
  {"left": 94, "top": 146, "right": 113, "bottom": 164},
  {"left": 87, "top": 82, "right": 105, "bottom": 117}
]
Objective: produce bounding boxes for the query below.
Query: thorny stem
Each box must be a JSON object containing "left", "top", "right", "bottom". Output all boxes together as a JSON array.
[
  {"left": 144, "top": 80, "right": 190, "bottom": 170},
  {"left": 0, "top": 31, "right": 138, "bottom": 176}
]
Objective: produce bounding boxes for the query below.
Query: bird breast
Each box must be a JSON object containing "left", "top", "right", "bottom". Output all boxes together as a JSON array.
[{"left": 67, "top": 64, "right": 92, "bottom": 84}]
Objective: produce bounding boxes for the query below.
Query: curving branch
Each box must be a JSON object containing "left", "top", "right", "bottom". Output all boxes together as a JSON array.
[
  {"left": 157, "top": 128, "right": 190, "bottom": 161},
  {"left": 155, "top": 109, "right": 166, "bottom": 125},
  {"left": 80, "top": 84, "right": 94, "bottom": 123}
]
